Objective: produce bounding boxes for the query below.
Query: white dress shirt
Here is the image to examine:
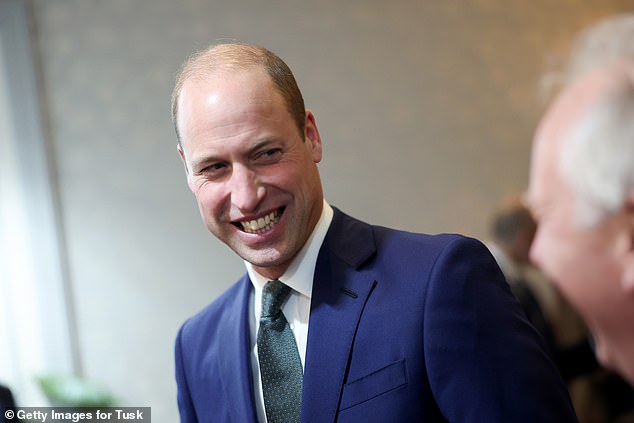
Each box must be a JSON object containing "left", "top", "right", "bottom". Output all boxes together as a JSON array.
[{"left": 245, "top": 200, "right": 333, "bottom": 423}]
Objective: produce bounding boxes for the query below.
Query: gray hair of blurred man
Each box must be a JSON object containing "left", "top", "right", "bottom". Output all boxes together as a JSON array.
[
  {"left": 554, "top": 14, "right": 634, "bottom": 227},
  {"left": 565, "top": 14, "right": 634, "bottom": 82}
]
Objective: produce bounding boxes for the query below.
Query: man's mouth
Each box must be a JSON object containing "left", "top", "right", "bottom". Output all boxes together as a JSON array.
[{"left": 235, "top": 208, "right": 283, "bottom": 234}]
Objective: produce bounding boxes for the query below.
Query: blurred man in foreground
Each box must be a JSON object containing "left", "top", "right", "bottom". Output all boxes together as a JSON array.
[
  {"left": 528, "top": 14, "right": 634, "bottom": 385},
  {"left": 487, "top": 196, "right": 597, "bottom": 381}
]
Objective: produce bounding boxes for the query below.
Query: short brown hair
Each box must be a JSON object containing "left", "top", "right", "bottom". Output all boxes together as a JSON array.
[{"left": 171, "top": 43, "right": 306, "bottom": 144}]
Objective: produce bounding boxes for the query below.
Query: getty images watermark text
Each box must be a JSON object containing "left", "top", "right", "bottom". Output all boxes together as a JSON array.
[{"left": 2, "top": 407, "right": 150, "bottom": 422}]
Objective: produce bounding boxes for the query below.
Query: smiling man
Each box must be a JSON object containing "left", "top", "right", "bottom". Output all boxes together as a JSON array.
[
  {"left": 176, "top": 64, "right": 323, "bottom": 280},
  {"left": 172, "top": 43, "right": 578, "bottom": 423}
]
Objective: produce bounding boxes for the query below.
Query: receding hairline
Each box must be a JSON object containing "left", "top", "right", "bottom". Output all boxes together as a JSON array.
[
  {"left": 171, "top": 42, "right": 306, "bottom": 145},
  {"left": 173, "top": 44, "right": 266, "bottom": 121},
  {"left": 176, "top": 43, "right": 274, "bottom": 85}
]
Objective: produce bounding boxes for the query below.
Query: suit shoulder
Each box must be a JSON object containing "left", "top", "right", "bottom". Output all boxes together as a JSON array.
[
  {"left": 178, "top": 275, "right": 250, "bottom": 340},
  {"left": 329, "top": 207, "right": 492, "bottom": 268},
  {"left": 372, "top": 224, "right": 490, "bottom": 261}
]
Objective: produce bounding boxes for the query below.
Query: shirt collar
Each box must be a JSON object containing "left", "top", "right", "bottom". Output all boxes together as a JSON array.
[{"left": 245, "top": 200, "right": 334, "bottom": 298}]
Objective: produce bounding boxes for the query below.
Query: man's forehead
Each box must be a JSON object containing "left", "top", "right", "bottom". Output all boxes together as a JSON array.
[
  {"left": 528, "top": 66, "right": 624, "bottom": 221},
  {"left": 527, "top": 102, "right": 571, "bottom": 218},
  {"left": 540, "top": 62, "right": 631, "bottom": 138},
  {"left": 178, "top": 68, "right": 276, "bottom": 121}
]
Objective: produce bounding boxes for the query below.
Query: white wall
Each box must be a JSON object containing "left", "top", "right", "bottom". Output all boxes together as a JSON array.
[
  {"left": 24, "top": 0, "right": 634, "bottom": 421},
  {"left": 0, "top": 0, "right": 77, "bottom": 406}
]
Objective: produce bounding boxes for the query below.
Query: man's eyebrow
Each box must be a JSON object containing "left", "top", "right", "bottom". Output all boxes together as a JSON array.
[
  {"left": 524, "top": 196, "right": 547, "bottom": 221},
  {"left": 189, "top": 154, "right": 223, "bottom": 171},
  {"left": 522, "top": 194, "right": 535, "bottom": 210},
  {"left": 249, "top": 138, "right": 278, "bottom": 152}
]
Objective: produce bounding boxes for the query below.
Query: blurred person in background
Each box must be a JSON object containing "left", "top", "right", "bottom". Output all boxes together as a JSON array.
[
  {"left": 487, "top": 194, "right": 594, "bottom": 376},
  {"left": 485, "top": 195, "right": 633, "bottom": 423},
  {"left": 0, "top": 384, "right": 16, "bottom": 423}
]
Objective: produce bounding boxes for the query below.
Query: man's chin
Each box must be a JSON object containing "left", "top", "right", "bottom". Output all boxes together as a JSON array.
[
  {"left": 235, "top": 248, "right": 289, "bottom": 273},
  {"left": 621, "top": 365, "right": 634, "bottom": 386},
  {"left": 602, "top": 357, "right": 634, "bottom": 386},
  {"left": 594, "top": 336, "right": 629, "bottom": 379}
]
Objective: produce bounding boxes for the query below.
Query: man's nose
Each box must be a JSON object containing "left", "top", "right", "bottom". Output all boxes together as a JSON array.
[
  {"left": 229, "top": 166, "right": 265, "bottom": 212},
  {"left": 529, "top": 232, "right": 542, "bottom": 268}
]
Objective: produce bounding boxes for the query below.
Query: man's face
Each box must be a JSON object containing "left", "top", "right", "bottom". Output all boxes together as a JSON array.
[
  {"left": 176, "top": 67, "right": 324, "bottom": 279},
  {"left": 527, "top": 73, "right": 634, "bottom": 382}
]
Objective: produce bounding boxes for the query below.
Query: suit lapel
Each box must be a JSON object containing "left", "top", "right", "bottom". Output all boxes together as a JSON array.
[
  {"left": 217, "top": 275, "right": 258, "bottom": 423},
  {"left": 301, "top": 209, "right": 377, "bottom": 422}
]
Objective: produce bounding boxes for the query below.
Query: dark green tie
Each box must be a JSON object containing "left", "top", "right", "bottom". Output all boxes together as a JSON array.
[{"left": 257, "top": 280, "right": 303, "bottom": 423}]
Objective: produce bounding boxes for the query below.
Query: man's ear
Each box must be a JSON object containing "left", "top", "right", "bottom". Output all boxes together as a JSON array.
[
  {"left": 304, "top": 110, "right": 323, "bottom": 164},
  {"left": 177, "top": 143, "right": 190, "bottom": 173},
  {"left": 621, "top": 191, "right": 634, "bottom": 294},
  {"left": 177, "top": 143, "right": 194, "bottom": 191}
]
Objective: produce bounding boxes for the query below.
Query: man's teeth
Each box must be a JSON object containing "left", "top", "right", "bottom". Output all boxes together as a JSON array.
[{"left": 239, "top": 210, "right": 280, "bottom": 234}]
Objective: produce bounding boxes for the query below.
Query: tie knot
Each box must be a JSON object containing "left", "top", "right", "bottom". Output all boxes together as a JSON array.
[{"left": 261, "top": 280, "right": 292, "bottom": 319}]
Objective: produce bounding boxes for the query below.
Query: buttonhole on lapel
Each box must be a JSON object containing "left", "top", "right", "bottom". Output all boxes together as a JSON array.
[{"left": 341, "top": 287, "right": 358, "bottom": 298}]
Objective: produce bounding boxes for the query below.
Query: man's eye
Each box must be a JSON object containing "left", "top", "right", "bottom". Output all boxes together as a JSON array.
[
  {"left": 199, "top": 162, "right": 227, "bottom": 175},
  {"left": 255, "top": 149, "right": 282, "bottom": 162}
]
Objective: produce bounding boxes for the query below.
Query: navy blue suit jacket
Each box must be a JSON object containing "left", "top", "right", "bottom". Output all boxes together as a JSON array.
[{"left": 175, "top": 208, "right": 578, "bottom": 422}]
